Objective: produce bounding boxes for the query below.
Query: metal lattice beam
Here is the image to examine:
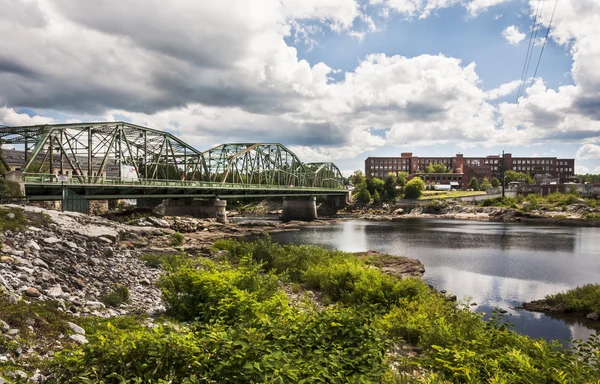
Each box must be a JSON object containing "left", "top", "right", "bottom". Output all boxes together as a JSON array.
[{"left": 0, "top": 122, "right": 345, "bottom": 189}]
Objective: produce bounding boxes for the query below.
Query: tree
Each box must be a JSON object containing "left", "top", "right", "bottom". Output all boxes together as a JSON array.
[
  {"left": 426, "top": 163, "right": 435, "bottom": 173},
  {"left": 355, "top": 188, "right": 371, "bottom": 203},
  {"left": 383, "top": 172, "right": 398, "bottom": 201},
  {"left": 480, "top": 177, "right": 491, "bottom": 191},
  {"left": 349, "top": 170, "right": 366, "bottom": 187},
  {"left": 367, "top": 177, "right": 385, "bottom": 197},
  {"left": 432, "top": 163, "right": 447, "bottom": 173},
  {"left": 397, "top": 172, "right": 408, "bottom": 187},
  {"left": 468, "top": 177, "right": 479, "bottom": 191},
  {"left": 504, "top": 170, "right": 534, "bottom": 185},
  {"left": 491, "top": 177, "right": 500, "bottom": 188},
  {"left": 404, "top": 177, "right": 425, "bottom": 199}
]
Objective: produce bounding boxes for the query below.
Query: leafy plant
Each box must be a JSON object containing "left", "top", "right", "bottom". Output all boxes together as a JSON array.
[
  {"left": 100, "top": 284, "right": 131, "bottom": 308},
  {"left": 170, "top": 231, "right": 184, "bottom": 246}
]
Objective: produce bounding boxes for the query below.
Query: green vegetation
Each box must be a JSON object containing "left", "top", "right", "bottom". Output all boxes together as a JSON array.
[
  {"left": 419, "top": 190, "right": 486, "bottom": 200},
  {"left": 491, "top": 177, "right": 500, "bottom": 188},
  {"left": 403, "top": 177, "right": 425, "bottom": 199},
  {"left": 141, "top": 252, "right": 187, "bottom": 271},
  {"left": 170, "top": 231, "right": 185, "bottom": 246},
  {"left": 468, "top": 177, "right": 480, "bottom": 191},
  {"left": 4, "top": 239, "right": 599, "bottom": 382},
  {"left": 425, "top": 163, "right": 447, "bottom": 173},
  {"left": 504, "top": 170, "right": 534, "bottom": 185},
  {"left": 99, "top": 284, "right": 131, "bottom": 308},
  {"left": 480, "top": 193, "right": 599, "bottom": 217},
  {"left": 545, "top": 284, "right": 600, "bottom": 314}
]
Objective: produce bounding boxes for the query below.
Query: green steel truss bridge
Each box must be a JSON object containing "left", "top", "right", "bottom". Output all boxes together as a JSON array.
[{"left": 0, "top": 122, "right": 347, "bottom": 201}]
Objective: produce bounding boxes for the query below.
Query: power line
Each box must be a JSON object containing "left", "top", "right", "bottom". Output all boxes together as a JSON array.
[
  {"left": 530, "top": 0, "right": 559, "bottom": 87},
  {"left": 513, "top": 0, "right": 559, "bottom": 146},
  {"left": 504, "top": 0, "right": 545, "bottom": 154}
]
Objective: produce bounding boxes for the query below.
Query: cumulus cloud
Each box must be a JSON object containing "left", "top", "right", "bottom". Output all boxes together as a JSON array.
[
  {"left": 1, "top": 0, "right": 600, "bottom": 165},
  {"left": 576, "top": 144, "right": 600, "bottom": 159},
  {"left": 575, "top": 165, "right": 589, "bottom": 174},
  {"left": 594, "top": 166, "right": 600, "bottom": 174},
  {"left": 381, "top": 0, "right": 511, "bottom": 19},
  {"left": 486, "top": 80, "right": 521, "bottom": 100},
  {"left": 502, "top": 25, "right": 526, "bottom": 45}
]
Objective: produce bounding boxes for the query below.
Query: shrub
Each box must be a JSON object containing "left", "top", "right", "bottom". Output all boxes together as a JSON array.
[
  {"left": 141, "top": 252, "right": 187, "bottom": 271},
  {"left": 404, "top": 177, "right": 425, "bottom": 199},
  {"left": 170, "top": 231, "right": 184, "bottom": 246},
  {"left": 158, "top": 259, "right": 285, "bottom": 324},
  {"left": 468, "top": 177, "right": 479, "bottom": 191},
  {"left": 100, "top": 284, "right": 131, "bottom": 307},
  {"left": 491, "top": 177, "right": 500, "bottom": 188},
  {"left": 545, "top": 284, "right": 600, "bottom": 314}
]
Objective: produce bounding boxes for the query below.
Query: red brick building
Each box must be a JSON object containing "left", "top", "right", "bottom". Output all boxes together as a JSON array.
[{"left": 365, "top": 152, "right": 575, "bottom": 187}]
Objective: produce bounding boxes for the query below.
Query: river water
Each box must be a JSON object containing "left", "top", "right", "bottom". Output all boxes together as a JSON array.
[{"left": 266, "top": 218, "right": 600, "bottom": 342}]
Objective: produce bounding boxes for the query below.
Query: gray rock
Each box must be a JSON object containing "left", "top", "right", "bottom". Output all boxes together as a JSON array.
[
  {"left": 103, "top": 247, "right": 114, "bottom": 258},
  {"left": 7, "top": 328, "right": 19, "bottom": 336},
  {"left": 64, "top": 241, "right": 78, "bottom": 249},
  {"left": 6, "top": 213, "right": 15, "bottom": 220},
  {"left": 33, "top": 258, "right": 49, "bottom": 269},
  {"left": 8, "top": 293, "right": 19, "bottom": 305},
  {"left": 0, "top": 320, "right": 9, "bottom": 332},
  {"left": 43, "top": 237, "right": 61, "bottom": 244},
  {"left": 66, "top": 322, "right": 85, "bottom": 335},
  {"left": 586, "top": 312, "right": 599, "bottom": 321},
  {"left": 27, "top": 240, "right": 41, "bottom": 250},
  {"left": 46, "top": 284, "right": 63, "bottom": 298},
  {"left": 97, "top": 237, "right": 113, "bottom": 244},
  {"left": 69, "top": 334, "right": 88, "bottom": 344}
]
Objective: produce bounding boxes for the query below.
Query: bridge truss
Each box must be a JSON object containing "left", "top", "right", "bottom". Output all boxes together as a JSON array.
[{"left": 0, "top": 122, "right": 346, "bottom": 190}]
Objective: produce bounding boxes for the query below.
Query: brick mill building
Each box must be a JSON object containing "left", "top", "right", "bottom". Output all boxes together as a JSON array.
[{"left": 365, "top": 152, "right": 575, "bottom": 188}]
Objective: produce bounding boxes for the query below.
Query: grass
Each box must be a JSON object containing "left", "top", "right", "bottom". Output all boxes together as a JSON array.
[
  {"left": 99, "top": 284, "right": 131, "bottom": 308},
  {"left": 4, "top": 239, "right": 600, "bottom": 383},
  {"left": 141, "top": 252, "right": 187, "bottom": 271},
  {"left": 418, "top": 190, "right": 487, "bottom": 200},
  {"left": 545, "top": 284, "right": 600, "bottom": 314}
]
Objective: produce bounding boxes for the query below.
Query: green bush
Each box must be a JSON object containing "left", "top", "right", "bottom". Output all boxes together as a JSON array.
[
  {"left": 159, "top": 259, "right": 285, "bottom": 324},
  {"left": 545, "top": 284, "right": 600, "bottom": 314},
  {"left": 404, "top": 177, "right": 425, "bottom": 199},
  {"left": 141, "top": 252, "right": 187, "bottom": 271},
  {"left": 170, "top": 231, "right": 184, "bottom": 246},
  {"left": 100, "top": 284, "right": 131, "bottom": 308}
]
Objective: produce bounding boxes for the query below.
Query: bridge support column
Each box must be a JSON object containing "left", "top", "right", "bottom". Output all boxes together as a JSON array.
[
  {"left": 3, "top": 171, "right": 25, "bottom": 197},
  {"left": 163, "top": 199, "right": 228, "bottom": 223},
  {"left": 281, "top": 197, "right": 317, "bottom": 222}
]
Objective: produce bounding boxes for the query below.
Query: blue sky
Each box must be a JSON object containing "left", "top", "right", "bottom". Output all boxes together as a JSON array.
[{"left": 1, "top": 0, "right": 599, "bottom": 174}]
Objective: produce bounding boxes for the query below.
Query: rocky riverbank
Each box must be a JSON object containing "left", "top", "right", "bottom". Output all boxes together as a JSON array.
[
  {"left": 0, "top": 205, "right": 426, "bottom": 378},
  {"left": 339, "top": 199, "right": 600, "bottom": 226}
]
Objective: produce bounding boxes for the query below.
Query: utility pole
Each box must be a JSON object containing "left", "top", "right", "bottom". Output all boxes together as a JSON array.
[{"left": 501, "top": 150, "right": 505, "bottom": 198}]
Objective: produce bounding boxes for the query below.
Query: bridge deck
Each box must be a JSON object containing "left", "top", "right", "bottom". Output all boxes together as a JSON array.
[{"left": 22, "top": 174, "right": 348, "bottom": 200}]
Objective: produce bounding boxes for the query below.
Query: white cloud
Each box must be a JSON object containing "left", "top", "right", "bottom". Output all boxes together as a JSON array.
[
  {"left": 0, "top": 107, "right": 55, "bottom": 126},
  {"left": 575, "top": 165, "right": 589, "bottom": 174},
  {"left": 381, "top": 0, "right": 511, "bottom": 19},
  {"left": 486, "top": 79, "right": 521, "bottom": 100},
  {"left": 1, "top": 0, "right": 600, "bottom": 165},
  {"left": 576, "top": 144, "right": 600, "bottom": 159},
  {"left": 594, "top": 166, "right": 600, "bottom": 174},
  {"left": 466, "top": 0, "right": 512, "bottom": 16},
  {"left": 502, "top": 25, "right": 526, "bottom": 45}
]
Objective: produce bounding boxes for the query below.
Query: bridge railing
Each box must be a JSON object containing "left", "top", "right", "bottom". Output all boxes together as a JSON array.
[{"left": 21, "top": 173, "right": 345, "bottom": 191}]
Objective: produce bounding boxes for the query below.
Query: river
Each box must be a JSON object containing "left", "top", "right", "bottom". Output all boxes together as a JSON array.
[{"left": 266, "top": 218, "right": 600, "bottom": 342}]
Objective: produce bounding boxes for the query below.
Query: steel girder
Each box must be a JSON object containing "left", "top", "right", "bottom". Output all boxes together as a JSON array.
[
  {"left": 305, "top": 162, "right": 345, "bottom": 188},
  {"left": 199, "top": 143, "right": 310, "bottom": 186},
  {"left": 0, "top": 122, "right": 346, "bottom": 188},
  {"left": 0, "top": 122, "right": 204, "bottom": 182}
]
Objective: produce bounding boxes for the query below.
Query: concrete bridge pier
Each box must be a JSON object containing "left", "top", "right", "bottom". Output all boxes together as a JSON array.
[
  {"left": 281, "top": 197, "right": 317, "bottom": 222},
  {"left": 163, "top": 198, "right": 228, "bottom": 223}
]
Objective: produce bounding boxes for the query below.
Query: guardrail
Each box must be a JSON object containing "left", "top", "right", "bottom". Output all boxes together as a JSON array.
[{"left": 21, "top": 173, "right": 345, "bottom": 191}]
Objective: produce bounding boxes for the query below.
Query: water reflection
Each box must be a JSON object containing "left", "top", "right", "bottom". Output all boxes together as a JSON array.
[{"left": 269, "top": 219, "right": 600, "bottom": 342}]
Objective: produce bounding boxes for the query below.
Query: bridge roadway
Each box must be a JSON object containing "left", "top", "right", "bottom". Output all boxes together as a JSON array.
[{"left": 20, "top": 173, "right": 349, "bottom": 201}]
